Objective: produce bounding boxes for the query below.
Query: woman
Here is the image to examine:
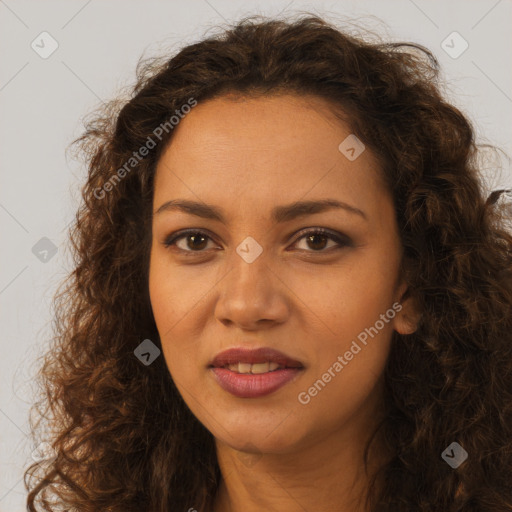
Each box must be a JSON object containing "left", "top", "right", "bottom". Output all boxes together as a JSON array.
[{"left": 25, "top": 14, "right": 512, "bottom": 512}]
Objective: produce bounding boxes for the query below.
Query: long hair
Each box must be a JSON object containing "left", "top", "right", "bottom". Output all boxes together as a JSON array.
[{"left": 24, "top": 14, "right": 512, "bottom": 512}]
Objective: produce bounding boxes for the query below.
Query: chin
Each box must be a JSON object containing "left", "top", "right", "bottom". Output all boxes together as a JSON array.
[{"left": 210, "top": 412, "right": 308, "bottom": 455}]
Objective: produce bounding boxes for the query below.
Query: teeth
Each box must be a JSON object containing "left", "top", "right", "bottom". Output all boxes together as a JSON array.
[
  {"left": 225, "top": 361, "right": 283, "bottom": 373},
  {"left": 248, "top": 362, "right": 270, "bottom": 374},
  {"left": 238, "top": 362, "right": 253, "bottom": 373}
]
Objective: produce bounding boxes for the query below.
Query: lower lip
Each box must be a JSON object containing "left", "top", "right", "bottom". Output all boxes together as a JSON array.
[{"left": 210, "top": 367, "right": 303, "bottom": 398}]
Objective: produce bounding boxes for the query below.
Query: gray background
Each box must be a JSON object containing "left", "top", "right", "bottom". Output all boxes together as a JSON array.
[{"left": 1, "top": 0, "right": 511, "bottom": 510}]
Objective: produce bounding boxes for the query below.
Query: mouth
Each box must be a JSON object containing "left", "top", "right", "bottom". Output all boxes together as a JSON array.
[{"left": 208, "top": 347, "right": 305, "bottom": 398}]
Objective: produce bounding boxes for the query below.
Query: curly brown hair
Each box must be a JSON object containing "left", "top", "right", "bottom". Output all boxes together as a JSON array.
[{"left": 24, "top": 13, "right": 512, "bottom": 512}]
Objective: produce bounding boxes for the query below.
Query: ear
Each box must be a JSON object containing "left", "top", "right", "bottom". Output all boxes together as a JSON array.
[{"left": 392, "top": 280, "right": 421, "bottom": 335}]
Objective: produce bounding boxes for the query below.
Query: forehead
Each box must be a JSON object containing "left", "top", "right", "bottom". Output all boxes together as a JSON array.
[{"left": 153, "top": 93, "right": 386, "bottom": 217}]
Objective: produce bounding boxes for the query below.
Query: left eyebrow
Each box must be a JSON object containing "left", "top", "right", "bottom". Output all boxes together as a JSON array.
[{"left": 153, "top": 198, "right": 368, "bottom": 224}]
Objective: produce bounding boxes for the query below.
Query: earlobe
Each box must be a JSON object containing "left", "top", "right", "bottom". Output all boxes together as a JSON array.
[
  {"left": 393, "top": 300, "right": 421, "bottom": 334},
  {"left": 393, "top": 283, "right": 422, "bottom": 335}
]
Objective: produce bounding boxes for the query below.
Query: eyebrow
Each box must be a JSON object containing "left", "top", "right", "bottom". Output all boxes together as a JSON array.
[{"left": 154, "top": 198, "right": 367, "bottom": 223}]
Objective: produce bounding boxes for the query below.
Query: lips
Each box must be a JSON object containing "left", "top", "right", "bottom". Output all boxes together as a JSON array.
[
  {"left": 208, "top": 347, "right": 305, "bottom": 398},
  {"left": 209, "top": 347, "right": 304, "bottom": 369}
]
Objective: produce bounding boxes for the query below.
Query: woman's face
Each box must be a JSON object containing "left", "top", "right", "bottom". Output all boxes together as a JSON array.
[{"left": 149, "top": 93, "right": 417, "bottom": 456}]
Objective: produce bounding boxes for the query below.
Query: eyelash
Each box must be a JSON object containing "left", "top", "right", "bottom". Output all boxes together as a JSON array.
[{"left": 162, "top": 228, "right": 351, "bottom": 256}]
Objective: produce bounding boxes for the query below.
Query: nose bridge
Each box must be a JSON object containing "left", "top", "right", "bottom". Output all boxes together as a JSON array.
[
  {"left": 215, "top": 237, "right": 287, "bottom": 327},
  {"left": 229, "top": 239, "right": 269, "bottom": 290}
]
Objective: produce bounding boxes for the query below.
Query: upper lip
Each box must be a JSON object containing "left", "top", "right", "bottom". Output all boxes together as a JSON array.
[{"left": 209, "top": 347, "right": 304, "bottom": 368}]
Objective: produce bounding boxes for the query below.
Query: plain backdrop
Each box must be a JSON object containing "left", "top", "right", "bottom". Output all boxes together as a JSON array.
[{"left": 1, "top": 0, "right": 511, "bottom": 510}]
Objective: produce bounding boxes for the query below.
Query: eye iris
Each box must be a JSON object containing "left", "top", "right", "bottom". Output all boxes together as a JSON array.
[
  {"left": 307, "top": 233, "right": 328, "bottom": 250},
  {"left": 188, "top": 233, "right": 208, "bottom": 250}
]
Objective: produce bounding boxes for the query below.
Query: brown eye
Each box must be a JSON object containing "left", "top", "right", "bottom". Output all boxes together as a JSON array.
[
  {"left": 163, "top": 230, "right": 215, "bottom": 252},
  {"left": 292, "top": 229, "right": 351, "bottom": 252}
]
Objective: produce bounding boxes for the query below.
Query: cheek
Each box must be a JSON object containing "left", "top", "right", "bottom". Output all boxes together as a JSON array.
[
  {"left": 295, "top": 280, "right": 395, "bottom": 416},
  {"left": 148, "top": 255, "right": 181, "bottom": 367},
  {"left": 148, "top": 248, "right": 199, "bottom": 332},
  {"left": 287, "top": 248, "right": 398, "bottom": 393},
  {"left": 148, "top": 252, "right": 205, "bottom": 382},
  {"left": 289, "top": 254, "right": 398, "bottom": 338}
]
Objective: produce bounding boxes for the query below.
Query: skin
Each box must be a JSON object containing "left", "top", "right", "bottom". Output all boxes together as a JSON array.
[{"left": 148, "top": 93, "right": 420, "bottom": 512}]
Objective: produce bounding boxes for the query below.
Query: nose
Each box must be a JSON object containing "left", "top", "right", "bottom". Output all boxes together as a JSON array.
[{"left": 214, "top": 249, "right": 289, "bottom": 331}]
